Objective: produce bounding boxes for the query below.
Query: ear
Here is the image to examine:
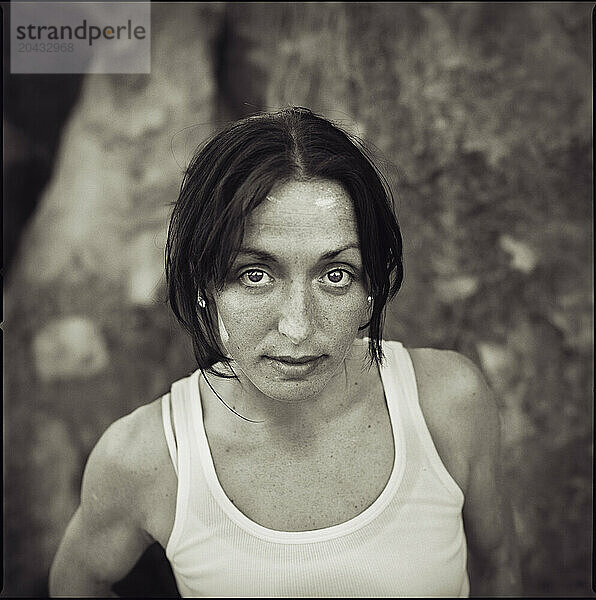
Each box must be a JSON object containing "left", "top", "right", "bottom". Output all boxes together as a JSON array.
[{"left": 359, "top": 295, "right": 373, "bottom": 330}]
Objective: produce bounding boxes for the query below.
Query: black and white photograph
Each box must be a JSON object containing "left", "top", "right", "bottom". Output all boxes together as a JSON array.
[{"left": 2, "top": 2, "right": 593, "bottom": 597}]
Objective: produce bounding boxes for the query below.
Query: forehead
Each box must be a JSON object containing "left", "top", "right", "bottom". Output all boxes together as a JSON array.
[{"left": 243, "top": 179, "right": 359, "bottom": 251}]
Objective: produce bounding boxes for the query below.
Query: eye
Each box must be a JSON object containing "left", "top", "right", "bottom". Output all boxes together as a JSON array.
[
  {"left": 322, "top": 269, "right": 353, "bottom": 287},
  {"left": 239, "top": 269, "right": 273, "bottom": 287}
]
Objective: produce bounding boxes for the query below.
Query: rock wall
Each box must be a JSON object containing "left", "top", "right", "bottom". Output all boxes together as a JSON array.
[{"left": 3, "top": 3, "right": 592, "bottom": 596}]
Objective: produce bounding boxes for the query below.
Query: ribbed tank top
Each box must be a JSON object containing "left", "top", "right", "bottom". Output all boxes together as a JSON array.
[{"left": 160, "top": 340, "right": 469, "bottom": 597}]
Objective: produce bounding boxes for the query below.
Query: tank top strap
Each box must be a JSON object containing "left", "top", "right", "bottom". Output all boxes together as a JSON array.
[
  {"left": 386, "top": 341, "right": 464, "bottom": 503},
  {"left": 161, "top": 393, "right": 178, "bottom": 476},
  {"left": 165, "top": 370, "right": 200, "bottom": 557}
]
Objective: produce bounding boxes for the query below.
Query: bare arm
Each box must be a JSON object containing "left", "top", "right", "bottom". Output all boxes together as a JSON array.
[
  {"left": 460, "top": 359, "right": 522, "bottom": 596},
  {"left": 49, "top": 414, "right": 155, "bottom": 597},
  {"left": 410, "top": 348, "right": 522, "bottom": 596}
]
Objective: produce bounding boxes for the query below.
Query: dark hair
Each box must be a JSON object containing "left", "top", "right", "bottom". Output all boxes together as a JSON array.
[{"left": 165, "top": 107, "right": 403, "bottom": 375}]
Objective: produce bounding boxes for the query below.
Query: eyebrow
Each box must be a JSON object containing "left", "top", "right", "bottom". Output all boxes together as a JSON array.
[{"left": 236, "top": 243, "right": 361, "bottom": 263}]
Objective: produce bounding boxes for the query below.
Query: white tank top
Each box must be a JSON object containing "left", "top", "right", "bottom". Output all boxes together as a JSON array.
[{"left": 161, "top": 340, "right": 469, "bottom": 597}]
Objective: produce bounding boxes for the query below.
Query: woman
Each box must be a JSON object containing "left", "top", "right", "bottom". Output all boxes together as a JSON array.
[{"left": 50, "top": 107, "right": 521, "bottom": 597}]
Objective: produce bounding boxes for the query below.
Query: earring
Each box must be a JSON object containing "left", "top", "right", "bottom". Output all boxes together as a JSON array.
[
  {"left": 197, "top": 294, "right": 206, "bottom": 308},
  {"left": 367, "top": 296, "right": 372, "bottom": 303}
]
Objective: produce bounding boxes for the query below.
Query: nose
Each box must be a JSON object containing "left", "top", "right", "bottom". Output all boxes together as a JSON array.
[{"left": 277, "top": 283, "right": 314, "bottom": 345}]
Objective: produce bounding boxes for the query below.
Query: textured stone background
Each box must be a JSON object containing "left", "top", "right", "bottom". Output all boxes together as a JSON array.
[{"left": 3, "top": 3, "right": 593, "bottom": 597}]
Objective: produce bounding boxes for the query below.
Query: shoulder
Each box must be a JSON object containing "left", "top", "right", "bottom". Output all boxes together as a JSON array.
[
  {"left": 407, "top": 347, "right": 495, "bottom": 416},
  {"left": 406, "top": 347, "right": 499, "bottom": 494},
  {"left": 87, "top": 398, "right": 167, "bottom": 483},
  {"left": 81, "top": 397, "right": 173, "bottom": 530}
]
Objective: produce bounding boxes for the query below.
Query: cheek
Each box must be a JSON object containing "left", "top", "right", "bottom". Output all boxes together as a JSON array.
[
  {"left": 216, "top": 298, "right": 270, "bottom": 351},
  {"left": 218, "top": 311, "right": 230, "bottom": 345},
  {"left": 318, "top": 302, "right": 366, "bottom": 335}
]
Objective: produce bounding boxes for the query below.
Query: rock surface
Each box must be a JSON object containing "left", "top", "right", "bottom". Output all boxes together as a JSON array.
[{"left": 33, "top": 316, "right": 110, "bottom": 381}]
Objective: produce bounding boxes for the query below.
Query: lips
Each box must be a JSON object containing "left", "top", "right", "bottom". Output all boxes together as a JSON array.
[
  {"left": 264, "top": 354, "right": 326, "bottom": 377},
  {"left": 268, "top": 355, "right": 323, "bottom": 364}
]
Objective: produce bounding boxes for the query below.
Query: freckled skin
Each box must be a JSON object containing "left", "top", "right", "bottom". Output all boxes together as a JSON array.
[{"left": 213, "top": 178, "right": 370, "bottom": 406}]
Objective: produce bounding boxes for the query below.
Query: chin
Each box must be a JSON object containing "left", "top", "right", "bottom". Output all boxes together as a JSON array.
[
  {"left": 248, "top": 355, "right": 343, "bottom": 403},
  {"left": 256, "top": 378, "right": 329, "bottom": 404}
]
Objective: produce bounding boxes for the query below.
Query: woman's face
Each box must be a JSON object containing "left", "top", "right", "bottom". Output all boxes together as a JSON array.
[{"left": 213, "top": 178, "right": 370, "bottom": 404}]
